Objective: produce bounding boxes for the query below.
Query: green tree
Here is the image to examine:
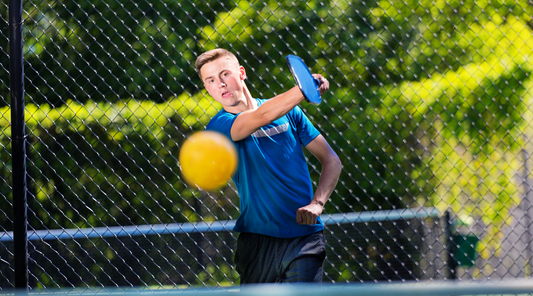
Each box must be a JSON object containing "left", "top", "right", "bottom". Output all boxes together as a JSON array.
[{"left": 16, "top": 0, "right": 241, "bottom": 107}]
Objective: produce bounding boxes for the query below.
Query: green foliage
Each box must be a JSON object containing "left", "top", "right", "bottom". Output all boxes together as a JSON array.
[
  {"left": 16, "top": 0, "right": 237, "bottom": 106},
  {"left": 1, "top": 92, "right": 238, "bottom": 230}
]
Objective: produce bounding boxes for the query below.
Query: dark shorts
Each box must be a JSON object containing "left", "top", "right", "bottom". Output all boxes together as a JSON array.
[{"left": 234, "top": 231, "right": 326, "bottom": 284}]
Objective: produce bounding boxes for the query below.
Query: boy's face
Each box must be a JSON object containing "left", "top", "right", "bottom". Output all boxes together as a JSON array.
[{"left": 200, "top": 57, "right": 246, "bottom": 108}]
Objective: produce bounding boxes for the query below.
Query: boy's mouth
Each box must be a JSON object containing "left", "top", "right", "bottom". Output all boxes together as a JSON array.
[{"left": 222, "top": 91, "right": 232, "bottom": 98}]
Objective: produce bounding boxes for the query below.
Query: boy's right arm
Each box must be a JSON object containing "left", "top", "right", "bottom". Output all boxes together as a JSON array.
[
  {"left": 230, "top": 74, "right": 329, "bottom": 141},
  {"left": 230, "top": 86, "right": 304, "bottom": 141}
]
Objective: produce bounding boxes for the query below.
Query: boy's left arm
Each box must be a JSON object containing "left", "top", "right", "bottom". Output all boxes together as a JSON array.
[{"left": 296, "top": 135, "right": 342, "bottom": 225}]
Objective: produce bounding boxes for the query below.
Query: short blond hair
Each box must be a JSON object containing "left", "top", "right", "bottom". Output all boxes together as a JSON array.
[{"left": 195, "top": 48, "right": 239, "bottom": 80}]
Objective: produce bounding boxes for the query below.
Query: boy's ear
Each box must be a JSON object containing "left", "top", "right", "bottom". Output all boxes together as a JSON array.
[{"left": 239, "top": 66, "right": 246, "bottom": 80}]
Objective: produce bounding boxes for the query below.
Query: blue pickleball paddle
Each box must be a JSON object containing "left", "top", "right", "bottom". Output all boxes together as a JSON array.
[{"left": 286, "top": 54, "right": 322, "bottom": 105}]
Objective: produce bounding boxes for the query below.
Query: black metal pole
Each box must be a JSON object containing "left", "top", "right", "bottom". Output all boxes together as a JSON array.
[{"left": 9, "top": 0, "right": 29, "bottom": 289}]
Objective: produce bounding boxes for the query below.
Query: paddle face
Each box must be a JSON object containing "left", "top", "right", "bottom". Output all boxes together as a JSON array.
[{"left": 286, "top": 54, "right": 322, "bottom": 105}]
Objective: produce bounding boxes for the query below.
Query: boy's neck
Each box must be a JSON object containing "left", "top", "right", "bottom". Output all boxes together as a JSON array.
[{"left": 224, "top": 81, "right": 257, "bottom": 114}]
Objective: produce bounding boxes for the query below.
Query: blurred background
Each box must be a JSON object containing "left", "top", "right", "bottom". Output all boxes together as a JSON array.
[{"left": 1, "top": 0, "right": 533, "bottom": 289}]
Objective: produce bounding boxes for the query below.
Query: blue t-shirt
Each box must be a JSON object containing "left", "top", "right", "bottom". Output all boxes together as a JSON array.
[{"left": 206, "top": 99, "right": 324, "bottom": 238}]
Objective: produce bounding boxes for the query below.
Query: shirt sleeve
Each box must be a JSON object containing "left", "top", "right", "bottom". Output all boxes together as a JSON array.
[
  {"left": 289, "top": 106, "right": 320, "bottom": 147},
  {"left": 206, "top": 111, "right": 238, "bottom": 141}
]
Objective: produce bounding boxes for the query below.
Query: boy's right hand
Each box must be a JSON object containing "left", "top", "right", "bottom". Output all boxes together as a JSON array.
[{"left": 312, "top": 74, "right": 330, "bottom": 95}]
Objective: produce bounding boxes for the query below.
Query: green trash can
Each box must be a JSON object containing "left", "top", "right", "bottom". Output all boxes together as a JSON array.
[{"left": 452, "top": 234, "right": 479, "bottom": 267}]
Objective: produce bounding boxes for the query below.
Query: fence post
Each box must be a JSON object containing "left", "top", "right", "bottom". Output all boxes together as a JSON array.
[
  {"left": 522, "top": 134, "right": 533, "bottom": 276},
  {"left": 9, "top": 0, "right": 29, "bottom": 289}
]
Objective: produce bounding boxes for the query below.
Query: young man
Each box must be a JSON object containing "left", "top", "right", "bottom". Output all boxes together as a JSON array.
[{"left": 195, "top": 49, "right": 342, "bottom": 283}]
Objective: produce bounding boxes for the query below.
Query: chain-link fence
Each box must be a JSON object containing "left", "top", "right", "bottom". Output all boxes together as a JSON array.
[{"left": 2, "top": 0, "right": 533, "bottom": 290}]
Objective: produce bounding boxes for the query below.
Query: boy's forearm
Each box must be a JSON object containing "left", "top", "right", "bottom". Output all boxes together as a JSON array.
[
  {"left": 230, "top": 86, "right": 305, "bottom": 141},
  {"left": 312, "top": 155, "right": 342, "bottom": 206},
  {"left": 257, "top": 86, "right": 304, "bottom": 122},
  {"left": 297, "top": 154, "right": 341, "bottom": 225}
]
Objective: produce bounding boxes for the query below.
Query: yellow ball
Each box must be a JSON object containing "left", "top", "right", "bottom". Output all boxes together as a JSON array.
[{"left": 179, "top": 131, "right": 238, "bottom": 191}]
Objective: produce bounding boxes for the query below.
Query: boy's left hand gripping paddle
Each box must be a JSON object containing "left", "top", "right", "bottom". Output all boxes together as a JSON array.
[{"left": 286, "top": 54, "right": 322, "bottom": 105}]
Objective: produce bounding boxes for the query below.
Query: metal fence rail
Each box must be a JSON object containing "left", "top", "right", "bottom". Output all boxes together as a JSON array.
[
  {"left": 0, "top": 208, "right": 442, "bottom": 287},
  {"left": 0, "top": 208, "right": 439, "bottom": 242},
  {"left": 2, "top": 0, "right": 533, "bottom": 289}
]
